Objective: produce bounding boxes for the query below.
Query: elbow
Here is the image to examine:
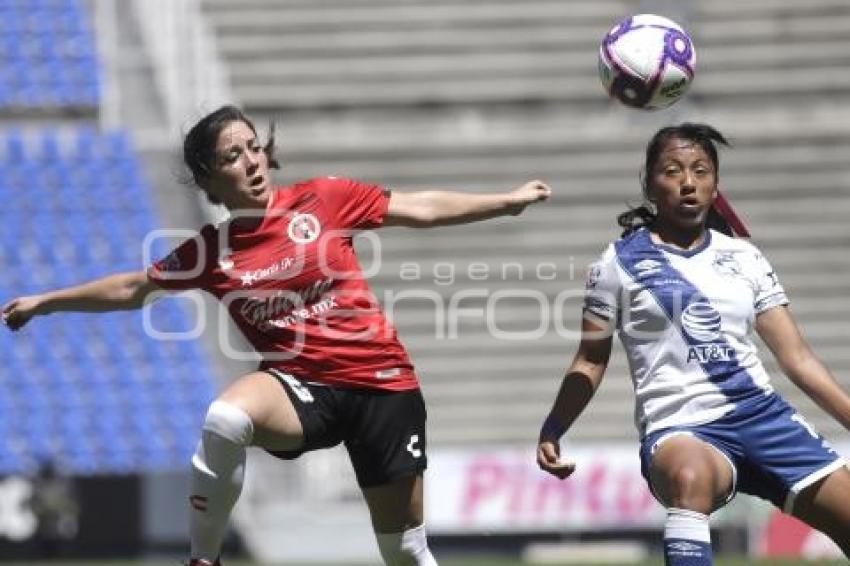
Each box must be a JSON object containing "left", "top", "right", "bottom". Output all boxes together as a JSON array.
[
  {"left": 407, "top": 199, "right": 441, "bottom": 227},
  {"left": 412, "top": 211, "right": 439, "bottom": 227},
  {"left": 387, "top": 191, "right": 445, "bottom": 227},
  {"left": 777, "top": 346, "right": 815, "bottom": 377},
  {"left": 118, "top": 272, "right": 154, "bottom": 308},
  {"left": 780, "top": 356, "right": 823, "bottom": 391},
  {"left": 400, "top": 207, "right": 440, "bottom": 228},
  {"left": 405, "top": 192, "right": 445, "bottom": 226}
]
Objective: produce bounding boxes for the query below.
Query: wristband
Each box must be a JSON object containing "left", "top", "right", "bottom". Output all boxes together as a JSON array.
[{"left": 540, "top": 415, "right": 567, "bottom": 441}]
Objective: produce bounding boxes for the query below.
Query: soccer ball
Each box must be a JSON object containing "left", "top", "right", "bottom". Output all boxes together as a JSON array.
[{"left": 598, "top": 14, "right": 696, "bottom": 110}]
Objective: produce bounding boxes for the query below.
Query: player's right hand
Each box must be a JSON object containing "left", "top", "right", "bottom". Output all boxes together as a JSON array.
[
  {"left": 506, "top": 180, "right": 552, "bottom": 215},
  {"left": 1, "top": 296, "right": 43, "bottom": 331},
  {"left": 536, "top": 440, "right": 577, "bottom": 480}
]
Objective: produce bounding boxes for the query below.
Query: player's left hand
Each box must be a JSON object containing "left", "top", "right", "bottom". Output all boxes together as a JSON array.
[{"left": 507, "top": 180, "right": 552, "bottom": 215}]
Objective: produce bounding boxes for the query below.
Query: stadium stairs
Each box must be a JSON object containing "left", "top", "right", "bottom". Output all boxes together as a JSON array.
[
  {"left": 177, "top": 0, "right": 850, "bottom": 561},
  {"left": 201, "top": 0, "right": 850, "bottom": 447}
]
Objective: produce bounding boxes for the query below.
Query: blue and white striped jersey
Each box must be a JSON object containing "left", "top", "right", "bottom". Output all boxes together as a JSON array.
[{"left": 585, "top": 228, "right": 788, "bottom": 438}]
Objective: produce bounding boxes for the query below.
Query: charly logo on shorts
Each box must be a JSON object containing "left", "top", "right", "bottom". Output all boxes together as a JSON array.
[
  {"left": 680, "top": 299, "right": 722, "bottom": 341},
  {"left": 287, "top": 213, "right": 321, "bottom": 244}
]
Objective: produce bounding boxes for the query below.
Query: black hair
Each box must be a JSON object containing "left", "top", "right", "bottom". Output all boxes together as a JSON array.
[
  {"left": 182, "top": 105, "right": 280, "bottom": 205},
  {"left": 617, "top": 122, "right": 733, "bottom": 237}
]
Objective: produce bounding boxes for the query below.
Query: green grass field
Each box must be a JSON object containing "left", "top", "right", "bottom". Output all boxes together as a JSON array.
[{"left": 4, "top": 559, "right": 846, "bottom": 566}]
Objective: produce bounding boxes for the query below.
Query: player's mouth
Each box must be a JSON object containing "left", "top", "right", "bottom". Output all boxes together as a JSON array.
[
  {"left": 250, "top": 176, "right": 267, "bottom": 195},
  {"left": 676, "top": 197, "right": 703, "bottom": 215}
]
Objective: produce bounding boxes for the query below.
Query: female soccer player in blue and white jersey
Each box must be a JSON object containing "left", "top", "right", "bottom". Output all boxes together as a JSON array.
[{"left": 536, "top": 123, "right": 850, "bottom": 564}]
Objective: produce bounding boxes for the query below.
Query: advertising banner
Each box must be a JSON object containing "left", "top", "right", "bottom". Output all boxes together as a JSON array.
[{"left": 426, "top": 444, "right": 665, "bottom": 533}]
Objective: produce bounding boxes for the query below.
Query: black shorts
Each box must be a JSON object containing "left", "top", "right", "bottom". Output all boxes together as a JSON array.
[{"left": 265, "top": 368, "right": 428, "bottom": 488}]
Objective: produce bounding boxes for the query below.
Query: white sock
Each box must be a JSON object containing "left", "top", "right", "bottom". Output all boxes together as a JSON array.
[
  {"left": 376, "top": 524, "right": 438, "bottom": 566},
  {"left": 189, "top": 401, "right": 254, "bottom": 562},
  {"left": 663, "top": 507, "right": 712, "bottom": 566}
]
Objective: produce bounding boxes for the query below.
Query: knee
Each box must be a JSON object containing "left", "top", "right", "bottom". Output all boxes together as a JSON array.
[
  {"left": 669, "top": 465, "right": 702, "bottom": 492},
  {"left": 376, "top": 524, "right": 436, "bottom": 566},
  {"left": 656, "top": 465, "right": 713, "bottom": 511},
  {"left": 202, "top": 400, "right": 254, "bottom": 446}
]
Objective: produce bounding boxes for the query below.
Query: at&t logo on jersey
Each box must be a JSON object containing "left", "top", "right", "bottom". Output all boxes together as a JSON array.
[
  {"left": 681, "top": 299, "right": 736, "bottom": 364},
  {"left": 687, "top": 343, "right": 736, "bottom": 364},
  {"left": 681, "top": 300, "right": 722, "bottom": 341}
]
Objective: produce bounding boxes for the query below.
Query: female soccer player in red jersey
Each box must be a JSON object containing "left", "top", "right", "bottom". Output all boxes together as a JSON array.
[{"left": 2, "top": 105, "right": 550, "bottom": 566}]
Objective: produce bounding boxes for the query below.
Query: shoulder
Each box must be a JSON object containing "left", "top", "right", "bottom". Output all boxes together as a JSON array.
[
  {"left": 186, "top": 224, "right": 220, "bottom": 261},
  {"left": 709, "top": 228, "right": 754, "bottom": 249},
  {"left": 287, "top": 177, "right": 368, "bottom": 206},
  {"left": 709, "top": 229, "right": 765, "bottom": 258},
  {"left": 586, "top": 241, "right": 622, "bottom": 285},
  {"left": 295, "top": 176, "right": 354, "bottom": 191},
  {"left": 613, "top": 227, "right": 649, "bottom": 251},
  {"left": 162, "top": 223, "right": 218, "bottom": 250},
  {"left": 597, "top": 241, "right": 619, "bottom": 263},
  {"left": 708, "top": 228, "right": 741, "bottom": 247}
]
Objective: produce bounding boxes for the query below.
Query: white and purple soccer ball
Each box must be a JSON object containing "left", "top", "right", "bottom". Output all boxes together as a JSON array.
[{"left": 598, "top": 14, "right": 696, "bottom": 110}]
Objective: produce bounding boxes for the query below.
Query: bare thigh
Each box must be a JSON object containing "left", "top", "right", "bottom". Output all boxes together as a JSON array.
[
  {"left": 791, "top": 465, "right": 850, "bottom": 557},
  {"left": 649, "top": 433, "right": 735, "bottom": 514},
  {"left": 361, "top": 474, "right": 424, "bottom": 534},
  {"left": 217, "top": 371, "right": 304, "bottom": 451}
]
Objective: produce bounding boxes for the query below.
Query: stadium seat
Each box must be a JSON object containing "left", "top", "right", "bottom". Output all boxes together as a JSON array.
[
  {"left": 0, "top": 128, "right": 217, "bottom": 475},
  {"left": 0, "top": 0, "right": 100, "bottom": 112}
]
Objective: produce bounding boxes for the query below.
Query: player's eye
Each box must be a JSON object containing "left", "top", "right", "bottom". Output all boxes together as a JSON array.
[{"left": 221, "top": 149, "right": 240, "bottom": 164}]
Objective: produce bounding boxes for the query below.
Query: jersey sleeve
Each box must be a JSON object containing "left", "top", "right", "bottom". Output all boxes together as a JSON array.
[
  {"left": 583, "top": 245, "right": 622, "bottom": 324},
  {"left": 316, "top": 176, "right": 390, "bottom": 230},
  {"left": 749, "top": 247, "right": 789, "bottom": 313},
  {"left": 146, "top": 226, "right": 215, "bottom": 291}
]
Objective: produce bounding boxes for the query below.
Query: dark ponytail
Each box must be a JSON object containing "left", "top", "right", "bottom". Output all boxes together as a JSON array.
[{"left": 617, "top": 205, "right": 656, "bottom": 236}]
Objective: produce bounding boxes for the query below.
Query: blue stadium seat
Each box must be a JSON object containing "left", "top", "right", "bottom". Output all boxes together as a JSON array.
[
  {"left": 0, "top": 0, "right": 100, "bottom": 110},
  {"left": 0, "top": 128, "right": 217, "bottom": 475}
]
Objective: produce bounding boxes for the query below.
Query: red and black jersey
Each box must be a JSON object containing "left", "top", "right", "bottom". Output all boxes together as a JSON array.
[{"left": 148, "top": 177, "right": 418, "bottom": 391}]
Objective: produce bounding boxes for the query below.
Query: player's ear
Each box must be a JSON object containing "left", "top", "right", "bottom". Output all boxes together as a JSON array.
[
  {"left": 197, "top": 177, "right": 224, "bottom": 206},
  {"left": 641, "top": 169, "right": 656, "bottom": 203}
]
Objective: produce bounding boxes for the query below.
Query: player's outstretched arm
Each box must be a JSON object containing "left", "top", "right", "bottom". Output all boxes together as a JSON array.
[
  {"left": 1, "top": 270, "right": 159, "bottom": 331},
  {"left": 756, "top": 305, "right": 850, "bottom": 430},
  {"left": 383, "top": 179, "right": 551, "bottom": 228},
  {"left": 537, "top": 313, "right": 613, "bottom": 480}
]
